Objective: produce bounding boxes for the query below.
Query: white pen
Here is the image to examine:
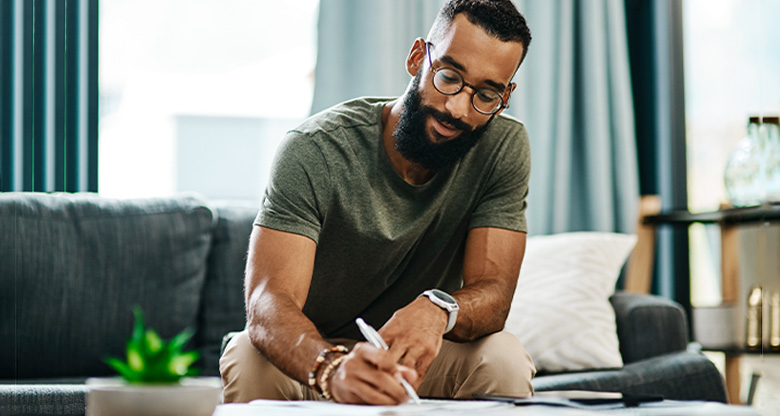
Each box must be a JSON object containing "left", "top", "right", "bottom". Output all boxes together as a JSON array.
[{"left": 355, "top": 317, "right": 422, "bottom": 404}]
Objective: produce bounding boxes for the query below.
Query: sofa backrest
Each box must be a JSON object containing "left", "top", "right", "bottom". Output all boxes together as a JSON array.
[
  {"left": 197, "top": 201, "right": 257, "bottom": 376},
  {"left": 0, "top": 193, "right": 214, "bottom": 379}
]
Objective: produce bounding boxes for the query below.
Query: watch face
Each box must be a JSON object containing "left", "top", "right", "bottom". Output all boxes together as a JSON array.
[
  {"left": 431, "top": 289, "right": 456, "bottom": 305},
  {"left": 425, "top": 289, "right": 458, "bottom": 333}
]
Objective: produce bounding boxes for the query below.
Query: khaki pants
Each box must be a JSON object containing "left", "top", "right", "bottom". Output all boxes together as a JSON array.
[{"left": 220, "top": 330, "right": 536, "bottom": 403}]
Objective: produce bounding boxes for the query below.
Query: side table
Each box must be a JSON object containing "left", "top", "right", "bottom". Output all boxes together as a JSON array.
[{"left": 624, "top": 196, "right": 780, "bottom": 404}]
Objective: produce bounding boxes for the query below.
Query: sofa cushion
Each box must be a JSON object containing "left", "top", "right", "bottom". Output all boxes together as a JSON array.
[
  {"left": 0, "top": 193, "right": 214, "bottom": 379},
  {"left": 0, "top": 384, "right": 87, "bottom": 416},
  {"left": 505, "top": 232, "right": 636, "bottom": 373},
  {"left": 197, "top": 201, "right": 257, "bottom": 376}
]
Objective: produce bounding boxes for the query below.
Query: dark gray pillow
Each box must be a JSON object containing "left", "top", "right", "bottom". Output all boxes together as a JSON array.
[
  {"left": 0, "top": 193, "right": 214, "bottom": 379},
  {"left": 197, "top": 201, "right": 257, "bottom": 376}
]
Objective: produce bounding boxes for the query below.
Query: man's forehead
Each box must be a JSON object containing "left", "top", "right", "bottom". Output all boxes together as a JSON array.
[{"left": 430, "top": 14, "right": 524, "bottom": 86}]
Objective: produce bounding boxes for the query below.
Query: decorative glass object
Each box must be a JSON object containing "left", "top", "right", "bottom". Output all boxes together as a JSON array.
[
  {"left": 771, "top": 292, "right": 780, "bottom": 351},
  {"left": 724, "top": 116, "right": 765, "bottom": 207},
  {"left": 746, "top": 285, "right": 763, "bottom": 350},
  {"left": 763, "top": 116, "right": 780, "bottom": 203}
]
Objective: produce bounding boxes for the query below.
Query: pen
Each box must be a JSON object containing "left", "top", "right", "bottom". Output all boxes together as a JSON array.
[{"left": 355, "top": 317, "right": 422, "bottom": 404}]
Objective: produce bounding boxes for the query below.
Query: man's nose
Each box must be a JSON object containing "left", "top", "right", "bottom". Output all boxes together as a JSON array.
[{"left": 444, "top": 88, "right": 472, "bottom": 121}]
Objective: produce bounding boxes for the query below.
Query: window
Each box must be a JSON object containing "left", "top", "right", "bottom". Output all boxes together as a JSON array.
[
  {"left": 98, "top": 0, "right": 319, "bottom": 200},
  {"left": 684, "top": 1, "right": 780, "bottom": 407},
  {"left": 684, "top": 0, "right": 780, "bottom": 306}
]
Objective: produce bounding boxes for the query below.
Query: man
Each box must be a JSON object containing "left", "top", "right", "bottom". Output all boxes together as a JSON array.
[{"left": 220, "top": 0, "right": 535, "bottom": 405}]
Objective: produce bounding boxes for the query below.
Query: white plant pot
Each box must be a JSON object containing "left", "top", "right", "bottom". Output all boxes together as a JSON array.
[{"left": 86, "top": 376, "right": 222, "bottom": 416}]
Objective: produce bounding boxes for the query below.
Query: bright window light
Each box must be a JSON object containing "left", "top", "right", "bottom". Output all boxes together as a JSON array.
[
  {"left": 684, "top": 0, "right": 780, "bottom": 306},
  {"left": 98, "top": 0, "right": 319, "bottom": 200}
]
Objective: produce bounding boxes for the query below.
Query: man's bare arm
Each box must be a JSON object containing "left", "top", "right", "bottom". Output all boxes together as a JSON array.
[
  {"left": 244, "top": 226, "right": 414, "bottom": 404},
  {"left": 244, "top": 226, "right": 328, "bottom": 382},
  {"left": 449, "top": 226, "right": 526, "bottom": 341}
]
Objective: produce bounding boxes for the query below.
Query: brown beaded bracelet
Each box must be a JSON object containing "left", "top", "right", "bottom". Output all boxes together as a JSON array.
[
  {"left": 319, "top": 354, "right": 347, "bottom": 401},
  {"left": 307, "top": 345, "right": 349, "bottom": 395}
]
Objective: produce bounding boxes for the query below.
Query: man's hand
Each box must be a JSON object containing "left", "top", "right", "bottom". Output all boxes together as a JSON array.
[
  {"left": 328, "top": 343, "right": 418, "bottom": 405},
  {"left": 378, "top": 296, "right": 449, "bottom": 386}
]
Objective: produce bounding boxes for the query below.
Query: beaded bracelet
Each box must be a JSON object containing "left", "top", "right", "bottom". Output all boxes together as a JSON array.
[
  {"left": 319, "top": 354, "right": 347, "bottom": 401},
  {"left": 307, "top": 345, "right": 349, "bottom": 394}
]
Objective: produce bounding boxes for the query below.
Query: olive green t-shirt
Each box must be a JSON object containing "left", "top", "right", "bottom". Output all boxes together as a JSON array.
[{"left": 256, "top": 97, "right": 531, "bottom": 339}]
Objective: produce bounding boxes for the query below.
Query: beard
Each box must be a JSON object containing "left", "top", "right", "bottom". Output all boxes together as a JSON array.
[{"left": 393, "top": 73, "right": 493, "bottom": 172}]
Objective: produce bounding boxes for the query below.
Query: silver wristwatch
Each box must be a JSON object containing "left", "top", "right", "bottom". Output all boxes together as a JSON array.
[{"left": 419, "top": 289, "right": 459, "bottom": 334}]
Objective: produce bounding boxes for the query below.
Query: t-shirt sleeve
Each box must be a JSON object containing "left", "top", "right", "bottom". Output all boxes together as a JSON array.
[
  {"left": 468, "top": 122, "right": 531, "bottom": 233},
  {"left": 254, "top": 131, "right": 330, "bottom": 243}
]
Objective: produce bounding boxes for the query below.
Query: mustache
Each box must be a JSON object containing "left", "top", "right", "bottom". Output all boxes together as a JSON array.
[{"left": 421, "top": 105, "right": 474, "bottom": 134}]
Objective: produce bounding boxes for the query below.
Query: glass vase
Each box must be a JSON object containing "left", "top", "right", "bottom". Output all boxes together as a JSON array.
[
  {"left": 724, "top": 116, "right": 765, "bottom": 207},
  {"left": 763, "top": 116, "right": 780, "bottom": 203}
]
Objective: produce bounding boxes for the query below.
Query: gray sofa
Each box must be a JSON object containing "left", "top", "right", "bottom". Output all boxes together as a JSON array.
[{"left": 0, "top": 193, "right": 727, "bottom": 416}]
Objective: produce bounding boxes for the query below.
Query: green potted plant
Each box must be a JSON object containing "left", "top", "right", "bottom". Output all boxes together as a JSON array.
[{"left": 86, "top": 306, "right": 221, "bottom": 416}]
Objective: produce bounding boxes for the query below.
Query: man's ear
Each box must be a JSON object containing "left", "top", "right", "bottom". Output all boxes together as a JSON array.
[
  {"left": 495, "top": 82, "right": 517, "bottom": 117},
  {"left": 504, "top": 82, "right": 517, "bottom": 103},
  {"left": 405, "top": 38, "right": 427, "bottom": 76}
]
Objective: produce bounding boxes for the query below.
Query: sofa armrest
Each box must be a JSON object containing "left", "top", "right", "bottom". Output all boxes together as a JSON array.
[
  {"left": 533, "top": 351, "right": 727, "bottom": 403},
  {"left": 610, "top": 292, "right": 689, "bottom": 364},
  {"left": 0, "top": 384, "right": 88, "bottom": 416}
]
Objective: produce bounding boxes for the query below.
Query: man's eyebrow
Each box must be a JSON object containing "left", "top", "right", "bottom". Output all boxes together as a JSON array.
[
  {"left": 440, "top": 55, "right": 466, "bottom": 72},
  {"left": 439, "top": 55, "right": 507, "bottom": 92}
]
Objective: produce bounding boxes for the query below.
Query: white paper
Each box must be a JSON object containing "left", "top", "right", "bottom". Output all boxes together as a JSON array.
[{"left": 246, "top": 398, "right": 511, "bottom": 415}]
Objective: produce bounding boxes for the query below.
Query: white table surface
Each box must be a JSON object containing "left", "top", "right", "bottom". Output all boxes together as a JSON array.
[{"left": 212, "top": 399, "right": 763, "bottom": 416}]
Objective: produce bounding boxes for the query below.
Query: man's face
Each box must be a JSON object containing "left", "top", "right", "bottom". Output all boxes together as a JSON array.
[
  {"left": 394, "top": 73, "right": 491, "bottom": 171},
  {"left": 393, "top": 14, "right": 525, "bottom": 171}
]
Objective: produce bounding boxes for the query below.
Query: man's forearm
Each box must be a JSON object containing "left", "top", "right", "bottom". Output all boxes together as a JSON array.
[
  {"left": 243, "top": 226, "right": 329, "bottom": 386},
  {"left": 245, "top": 289, "right": 332, "bottom": 384},
  {"left": 450, "top": 227, "right": 525, "bottom": 342},
  {"left": 448, "top": 278, "right": 516, "bottom": 342}
]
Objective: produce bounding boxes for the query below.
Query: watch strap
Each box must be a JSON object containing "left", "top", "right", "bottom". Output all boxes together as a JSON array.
[{"left": 420, "top": 289, "right": 459, "bottom": 334}]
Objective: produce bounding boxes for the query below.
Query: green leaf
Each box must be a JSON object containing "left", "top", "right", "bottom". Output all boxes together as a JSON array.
[
  {"left": 105, "top": 357, "right": 140, "bottom": 382},
  {"left": 144, "top": 329, "right": 163, "bottom": 354},
  {"left": 126, "top": 340, "right": 144, "bottom": 372},
  {"left": 106, "top": 306, "right": 201, "bottom": 383},
  {"left": 166, "top": 328, "right": 195, "bottom": 353},
  {"left": 131, "top": 305, "right": 145, "bottom": 345},
  {"left": 168, "top": 351, "right": 200, "bottom": 376}
]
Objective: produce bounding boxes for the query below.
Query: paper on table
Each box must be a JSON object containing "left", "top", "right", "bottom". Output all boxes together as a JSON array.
[
  {"left": 217, "top": 400, "right": 759, "bottom": 416},
  {"left": 247, "top": 399, "right": 512, "bottom": 416}
]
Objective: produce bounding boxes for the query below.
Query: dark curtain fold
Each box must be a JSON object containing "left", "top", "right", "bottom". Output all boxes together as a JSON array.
[
  {"left": 1, "top": 0, "right": 13, "bottom": 191},
  {"left": 0, "top": 0, "right": 99, "bottom": 193},
  {"left": 625, "top": 0, "right": 690, "bottom": 311}
]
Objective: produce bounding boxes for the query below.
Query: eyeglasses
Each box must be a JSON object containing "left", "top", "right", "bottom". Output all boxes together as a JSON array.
[{"left": 425, "top": 42, "right": 508, "bottom": 115}]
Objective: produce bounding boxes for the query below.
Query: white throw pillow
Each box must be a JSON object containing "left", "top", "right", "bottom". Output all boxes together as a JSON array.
[{"left": 505, "top": 232, "right": 637, "bottom": 373}]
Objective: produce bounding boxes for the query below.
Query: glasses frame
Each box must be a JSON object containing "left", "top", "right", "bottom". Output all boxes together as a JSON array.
[{"left": 425, "top": 41, "right": 509, "bottom": 115}]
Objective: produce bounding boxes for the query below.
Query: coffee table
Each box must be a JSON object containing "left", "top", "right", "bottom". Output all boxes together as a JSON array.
[{"left": 212, "top": 399, "right": 763, "bottom": 416}]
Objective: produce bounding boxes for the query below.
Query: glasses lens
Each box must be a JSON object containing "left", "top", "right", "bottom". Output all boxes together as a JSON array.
[
  {"left": 473, "top": 89, "right": 502, "bottom": 114},
  {"left": 433, "top": 69, "right": 462, "bottom": 94},
  {"left": 431, "top": 66, "right": 504, "bottom": 114}
]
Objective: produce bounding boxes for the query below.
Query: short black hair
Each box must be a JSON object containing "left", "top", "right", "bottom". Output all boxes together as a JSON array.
[{"left": 429, "top": 0, "right": 532, "bottom": 65}]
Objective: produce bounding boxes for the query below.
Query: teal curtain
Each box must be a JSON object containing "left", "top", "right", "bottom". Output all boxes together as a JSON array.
[
  {"left": 311, "top": 0, "right": 443, "bottom": 114},
  {"left": 507, "top": 0, "right": 638, "bottom": 235},
  {"left": 0, "top": 0, "right": 99, "bottom": 193},
  {"left": 311, "top": 0, "right": 639, "bottom": 236},
  {"left": 625, "top": 0, "right": 688, "bottom": 305}
]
